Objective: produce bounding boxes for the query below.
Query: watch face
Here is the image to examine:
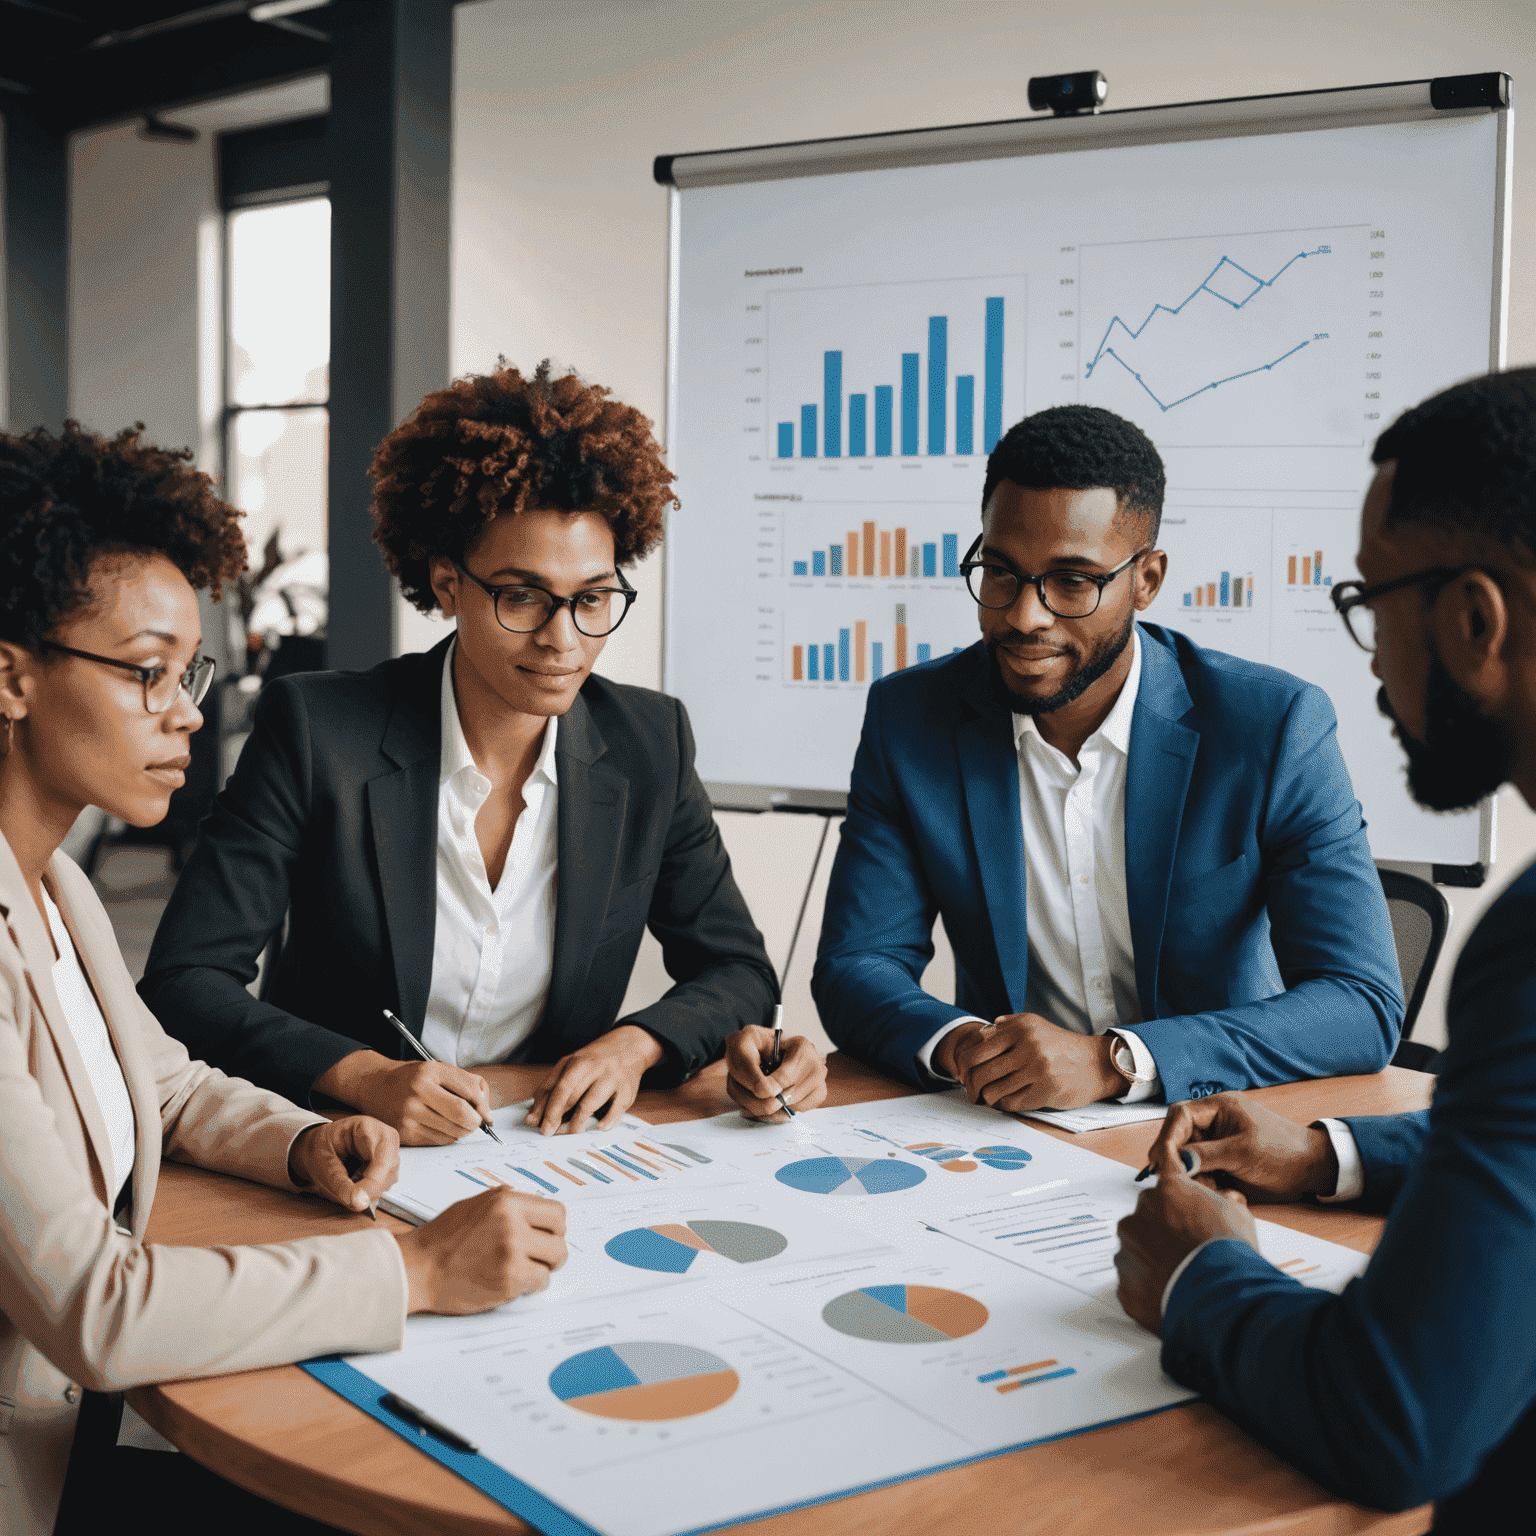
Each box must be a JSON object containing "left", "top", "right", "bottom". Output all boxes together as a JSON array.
[{"left": 1113, "top": 1043, "right": 1138, "bottom": 1076}]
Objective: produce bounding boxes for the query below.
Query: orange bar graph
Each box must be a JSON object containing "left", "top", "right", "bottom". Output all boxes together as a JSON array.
[
  {"left": 879, "top": 530, "right": 891, "bottom": 577},
  {"left": 1194, "top": 587, "right": 1203, "bottom": 606},
  {"left": 895, "top": 527, "right": 907, "bottom": 576},
  {"left": 792, "top": 645, "right": 803, "bottom": 680},
  {"left": 855, "top": 620, "right": 867, "bottom": 682},
  {"left": 1288, "top": 555, "right": 1297, "bottom": 585},
  {"left": 1007, "top": 1359, "right": 1058, "bottom": 1376},
  {"left": 1302, "top": 556, "right": 1311, "bottom": 585},
  {"left": 896, "top": 624, "right": 908, "bottom": 669},
  {"left": 862, "top": 521, "right": 876, "bottom": 576},
  {"left": 847, "top": 531, "right": 859, "bottom": 575},
  {"left": 1315, "top": 550, "right": 1323, "bottom": 577},
  {"left": 1206, "top": 582, "right": 1217, "bottom": 606}
]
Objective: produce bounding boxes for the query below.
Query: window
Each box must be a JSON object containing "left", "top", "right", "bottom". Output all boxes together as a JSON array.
[{"left": 223, "top": 194, "right": 330, "bottom": 606}]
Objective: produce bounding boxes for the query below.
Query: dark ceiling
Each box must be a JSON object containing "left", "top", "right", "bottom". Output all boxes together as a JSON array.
[{"left": 0, "top": 1, "right": 330, "bottom": 134}]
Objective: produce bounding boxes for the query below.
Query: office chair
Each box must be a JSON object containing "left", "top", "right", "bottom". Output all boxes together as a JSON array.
[{"left": 1378, "top": 867, "right": 1451, "bottom": 1073}]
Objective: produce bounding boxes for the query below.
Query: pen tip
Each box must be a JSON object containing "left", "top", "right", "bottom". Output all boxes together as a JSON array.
[{"left": 484, "top": 1126, "right": 503, "bottom": 1143}]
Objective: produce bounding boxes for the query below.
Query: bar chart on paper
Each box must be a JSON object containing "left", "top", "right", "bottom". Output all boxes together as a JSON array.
[
  {"left": 1078, "top": 225, "right": 1365, "bottom": 447},
  {"left": 765, "top": 274, "right": 1028, "bottom": 469}
]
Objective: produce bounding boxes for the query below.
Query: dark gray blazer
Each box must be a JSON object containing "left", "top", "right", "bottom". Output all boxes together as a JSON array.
[{"left": 139, "top": 638, "right": 777, "bottom": 1105}]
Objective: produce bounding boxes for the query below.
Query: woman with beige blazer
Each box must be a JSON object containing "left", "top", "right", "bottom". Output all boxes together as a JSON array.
[{"left": 0, "top": 422, "right": 567, "bottom": 1536}]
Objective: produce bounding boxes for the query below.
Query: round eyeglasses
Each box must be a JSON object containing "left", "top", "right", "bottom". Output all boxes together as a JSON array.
[
  {"left": 451, "top": 561, "right": 637, "bottom": 638},
  {"left": 1329, "top": 565, "right": 1476, "bottom": 654},
  {"left": 958, "top": 533, "right": 1148, "bottom": 619},
  {"left": 40, "top": 640, "right": 217, "bottom": 714}
]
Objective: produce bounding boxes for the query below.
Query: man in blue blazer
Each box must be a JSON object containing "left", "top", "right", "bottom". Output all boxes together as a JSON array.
[
  {"left": 1115, "top": 369, "right": 1536, "bottom": 1530},
  {"left": 813, "top": 405, "right": 1403, "bottom": 1108}
]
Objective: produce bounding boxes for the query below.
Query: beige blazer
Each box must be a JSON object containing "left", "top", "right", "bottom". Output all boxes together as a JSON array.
[{"left": 0, "top": 836, "right": 407, "bottom": 1536}]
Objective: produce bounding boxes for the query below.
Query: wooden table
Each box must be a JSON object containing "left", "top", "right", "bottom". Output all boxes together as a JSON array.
[{"left": 131, "top": 1057, "right": 1435, "bottom": 1536}]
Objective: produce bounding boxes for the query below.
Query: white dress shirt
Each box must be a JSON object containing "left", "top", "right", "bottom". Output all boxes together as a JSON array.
[
  {"left": 921, "top": 628, "right": 1159, "bottom": 1099},
  {"left": 42, "top": 889, "right": 137, "bottom": 1204},
  {"left": 421, "top": 641, "right": 561, "bottom": 1069}
]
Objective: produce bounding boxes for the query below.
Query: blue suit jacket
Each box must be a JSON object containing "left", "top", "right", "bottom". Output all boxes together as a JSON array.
[
  {"left": 812, "top": 626, "right": 1404, "bottom": 1100},
  {"left": 1161, "top": 863, "right": 1536, "bottom": 1523}
]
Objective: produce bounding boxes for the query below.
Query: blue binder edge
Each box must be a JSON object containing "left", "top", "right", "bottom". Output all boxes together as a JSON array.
[
  {"left": 304, "top": 1355, "right": 1187, "bottom": 1536},
  {"left": 302, "top": 1357, "right": 599, "bottom": 1536}
]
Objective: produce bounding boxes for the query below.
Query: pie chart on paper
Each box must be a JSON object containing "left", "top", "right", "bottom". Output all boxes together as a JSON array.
[
  {"left": 549, "top": 1343, "right": 739, "bottom": 1421},
  {"left": 822, "top": 1285, "right": 990, "bottom": 1344},
  {"left": 604, "top": 1221, "right": 789, "bottom": 1274},
  {"left": 775, "top": 1155, "right": 927, "bottom": 1196}
]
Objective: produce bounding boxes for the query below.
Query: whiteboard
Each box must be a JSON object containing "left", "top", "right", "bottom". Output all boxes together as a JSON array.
[{"left": 661, "top": 79, "right": 1511, "bottom": 873}]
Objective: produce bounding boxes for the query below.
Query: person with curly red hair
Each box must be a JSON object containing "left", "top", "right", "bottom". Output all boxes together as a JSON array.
[{"left": 142, "top": 361, "right": 824, "bottom": 1142}]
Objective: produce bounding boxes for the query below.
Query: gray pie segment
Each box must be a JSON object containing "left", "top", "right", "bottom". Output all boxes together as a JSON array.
[
  {"left": 611, "top": 1341, "right": 732, "bottom": 1386},
  {"left": 688, "top": 1221, "right": 789, "bottom": 1264},
  {"left": 821, "top": 1290, "right": 951, "bottom": 1344}
]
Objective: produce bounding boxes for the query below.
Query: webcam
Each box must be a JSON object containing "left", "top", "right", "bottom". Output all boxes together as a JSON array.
[{"left": 1028, "top": 71, "right": 1108, "bottom": 117}]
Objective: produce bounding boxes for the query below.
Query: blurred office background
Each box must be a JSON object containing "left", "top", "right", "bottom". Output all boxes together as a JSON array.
[{"left": 4, "top": 0, "right": 1536, "bottom": 1054}]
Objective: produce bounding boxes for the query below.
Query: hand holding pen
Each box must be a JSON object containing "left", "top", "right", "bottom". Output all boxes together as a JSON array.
[
  {"left": 722, "top": 1005, "right": 830, "bottom": 1123},
  {"left": 380, "top": 1009, "right": 503, "bottom": 1144}
]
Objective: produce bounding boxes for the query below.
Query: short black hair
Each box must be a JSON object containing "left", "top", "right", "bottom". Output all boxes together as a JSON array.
[
  {"left": 1373, "top": 368, "right": 1536, "bottom": 563},
  {"left": 0, "top": 420, "right": 246, "bottom": 649},
  {"left": 981, "top": 404, "right": 1166, "bottom": 544}
]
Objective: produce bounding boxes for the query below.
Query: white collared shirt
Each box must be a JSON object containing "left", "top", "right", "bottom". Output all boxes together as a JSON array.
[
  {"left": 43, "top": 888, "right": 137, "bottom": 1203},
  {"left": 921, "top": 628, "right": 1159, "bottom": 1099},
  {"left": 421, "top": 641, "right": 561, "bottom": 1068}
]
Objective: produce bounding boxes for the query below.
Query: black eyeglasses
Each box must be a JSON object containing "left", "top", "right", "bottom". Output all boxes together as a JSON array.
[
  {"left": 1329, "top": 566, "right": 1476, "bottom": 653},
  {"left": 452, "top": 561, "right": 637, "bottom": 638},
  {"left": 959, "top": 533, "right": 1148, "bottom": 619},
  {"left": 40, "top": 641, "right": 216, "bottom": 714}
]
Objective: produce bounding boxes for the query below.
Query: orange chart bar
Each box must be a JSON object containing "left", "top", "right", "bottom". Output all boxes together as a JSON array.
[{"left": 791, "top": 644, "right": 803, "bottom": 680}]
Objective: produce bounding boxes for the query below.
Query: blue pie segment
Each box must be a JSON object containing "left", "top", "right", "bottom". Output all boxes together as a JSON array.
[
  {"left": 973, "top": 1145, "right": 1033, "bottom": 1171},
  {"left": 774, "top": 1155, "right": 926, "bottom": 1196}
]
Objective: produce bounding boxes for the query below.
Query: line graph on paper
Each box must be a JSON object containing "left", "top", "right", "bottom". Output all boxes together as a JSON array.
[{"left": 1077, "top": 226, "right": 1367, "bottom": 448}]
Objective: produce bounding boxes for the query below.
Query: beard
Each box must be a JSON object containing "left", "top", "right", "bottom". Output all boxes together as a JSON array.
[
  {"left": 1378, "top": 642, "right": 1515, "bottom": 812},
  {"left": 986, "top": 605, "right": 1136, "bottom": 716}
]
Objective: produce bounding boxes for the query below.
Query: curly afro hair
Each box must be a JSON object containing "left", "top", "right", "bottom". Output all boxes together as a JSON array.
[
  {"left": 1373, "top": 367, "right": 1536, "bottom": 563},
  {"left": 0, "top": 420, "right": 246, "bottom": 649},
  {"left": 370, "top": 360, "right": 676, "bottom": 613},
  {"left": 982, "top": 404, "right": 1166, "bottom": 543}
]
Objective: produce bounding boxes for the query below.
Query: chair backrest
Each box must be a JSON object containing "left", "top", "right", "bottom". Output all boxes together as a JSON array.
[{"left": 1377, "top": 867, "right": 1451, "bottom": 1040}]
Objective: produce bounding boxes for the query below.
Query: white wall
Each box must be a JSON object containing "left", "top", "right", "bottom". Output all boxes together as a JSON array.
[{"left": 451, "top": 0, "right": 1536, "bottom": 1053}]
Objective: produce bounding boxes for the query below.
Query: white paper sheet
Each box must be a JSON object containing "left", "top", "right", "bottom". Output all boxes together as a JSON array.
[{"left": 1019, "top": 1102, "right": 1172, "bottom": 1134}]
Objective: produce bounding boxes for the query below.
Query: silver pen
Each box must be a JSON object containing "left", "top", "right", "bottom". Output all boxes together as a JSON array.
[{"left": 381, "top": 1008, "right": 503, "bottom": 1143}]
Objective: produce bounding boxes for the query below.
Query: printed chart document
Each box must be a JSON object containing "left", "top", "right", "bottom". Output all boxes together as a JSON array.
[{"left": 336, "top": 1095, "right": 1371, "bottom": 1535}]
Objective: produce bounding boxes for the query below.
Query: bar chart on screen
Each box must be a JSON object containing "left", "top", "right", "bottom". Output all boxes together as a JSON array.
[
  {"left": 762, "top": 273, "right": 1028, "bottom": 488},
  {"left": 786, "top": 599, "right": 971, "bottom": 686}
]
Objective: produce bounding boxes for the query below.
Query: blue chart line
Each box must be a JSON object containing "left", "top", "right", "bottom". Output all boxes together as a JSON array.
[{"left": 1085, "top": 246, "right": 1331, "bottom": 411}]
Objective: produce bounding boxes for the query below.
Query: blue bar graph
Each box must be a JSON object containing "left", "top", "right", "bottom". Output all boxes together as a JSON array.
[
  {"left": 849, "top": 393, "right": 867, "bottom": 457},
  {"left": 1220, "top": 572, "right": 1230, "bottom": 605},
  {"left": 838, "top": 629, "right": 850, "bottom": 682},
  {"left": 984, "top": 297, "right": 1004, "bottom": 451},
  {"left": 872, "top": 641, "right": 884, "bottom": 680},
  {"left": 923, "top": 542, "right": 937, "bottom": 577},
  {"left": 823, "top": 643, "right": 833, "bottom": 677},
  {"left": 955, "top": 376, "right": 975, "bottom": 455},
  {"left": 942, "top": 534, "right": 958, "bottom": 579},
  {"left": 927, "top": 317, "right": 947, "bottom": 455},
  {"left": 901, "top": 354, "right": 920, "bottom": 456},
  {"left": 808, "top": 646, "right": 820, "bottom": 680},
  {"left": 824, "top": 351, "right": 842, "bottom": 458},
  {"left": 793, "top": 561, "right": 808, "bottom": 575},
  {"left": 778, "top": 422, "right": 793, "bottom": 458},
  {"left": 800, "top": 404, "right": 817, "bottom": 459},
  {"left": 917, "top": 643, "right": 932, "bottom": 663},
  {"left": 830, "top": 546, "right": 843, "bottom": 576},
  {"left": 812, "top": 551, "right": 826, "bottom": 576},
  {"left": 874, "top": 385, "right": 893, "bottom": 456}
]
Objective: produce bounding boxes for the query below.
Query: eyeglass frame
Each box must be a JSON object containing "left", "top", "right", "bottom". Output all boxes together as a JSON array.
[
  {"left": 450, "top": 560, "right": 638, "bottom": 638},
  {"left": 958, "top": 532, "right": 1150, "bottom": 619},
  {"left": 39, "top": 640, "right": 217, "bottom": 714},
  {"left": 1328, "top": 565, "right": 1479, "bottom": 653}
]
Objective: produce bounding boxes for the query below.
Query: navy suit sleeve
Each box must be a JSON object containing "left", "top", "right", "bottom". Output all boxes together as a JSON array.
[
  {"left": 616, "top": 700, "right": 779, "bottom": 1079},
  {"left": 138, "top": 680, "right": 368, "bottom": 1104},
  {"left": 1158, "top": 882, "right": 1536, "bottom": 1511},
  {"left": 1132, "top": 684, "right": 1404, "bottom": 1101},
  {"left": 812, "top": 681, "right": 975, "bottom": 1085},
  {"left": 1338, "top": 1111, "right": 1432, "bottom": 1213}
]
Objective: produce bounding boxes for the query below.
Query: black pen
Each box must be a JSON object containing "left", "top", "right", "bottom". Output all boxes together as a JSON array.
[
  {"left": 381, "top": 1008, "right": 503, "bottom": 1143},
  {"left": 380, "top": 1391, "right": 479, "bottom": 1454},
  {"left": 1135, "top": 1149, "right": 1198, "bottom": 1181},
  {"left": 767, "top": 1004, "right": 794, "bottom": 1117}
]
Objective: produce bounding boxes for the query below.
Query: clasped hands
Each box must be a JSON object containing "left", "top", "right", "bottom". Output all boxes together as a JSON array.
[
  {"left": 1113, "top": 1092, "right": 1343, "bottom": 1335},
  {"left": 933, "top": 1012, "right": 1130, "bottom": 1112}
]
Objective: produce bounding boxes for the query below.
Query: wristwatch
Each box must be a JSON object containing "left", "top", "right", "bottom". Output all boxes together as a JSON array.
[{"left": 1111, "top": 1034, "right": 1157, "bottom": 1088}]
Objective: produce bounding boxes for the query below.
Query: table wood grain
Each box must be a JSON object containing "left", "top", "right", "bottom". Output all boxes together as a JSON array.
[{"left": 130, "top": 1057, "right": 1435, "bottom": 1536}]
